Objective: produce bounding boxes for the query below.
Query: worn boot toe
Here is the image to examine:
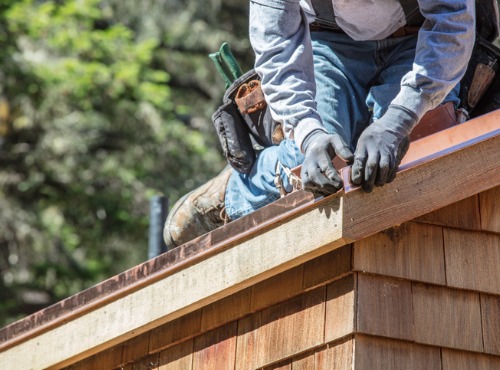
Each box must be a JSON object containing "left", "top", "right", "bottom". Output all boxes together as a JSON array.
[{"left": 163, "top": 166, "right": 232, "bottom": 249}]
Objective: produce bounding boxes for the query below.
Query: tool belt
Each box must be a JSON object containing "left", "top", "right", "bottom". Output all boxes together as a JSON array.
[
  {"left": 459, "top": 35, "right": 500, "bottom": 116},
  {"left": 309, "top": 22, "right": 421, "bottom": 39},
  {"left": 212, "top": 69, "right": 284, "bottom": 174}
]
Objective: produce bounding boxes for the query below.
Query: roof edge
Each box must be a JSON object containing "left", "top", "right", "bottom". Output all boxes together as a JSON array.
[{"left": 0, "top": 111, "right": 498, "bottom": 368}]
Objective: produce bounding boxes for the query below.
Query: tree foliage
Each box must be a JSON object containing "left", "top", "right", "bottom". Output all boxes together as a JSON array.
[{"left": 0, "top": 0, "right": 253, "bottom": 325}]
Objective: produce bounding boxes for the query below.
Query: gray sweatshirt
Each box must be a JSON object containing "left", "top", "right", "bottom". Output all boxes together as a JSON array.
[{"left": 249, "top": 0, "right": 476, "bottom": 150}]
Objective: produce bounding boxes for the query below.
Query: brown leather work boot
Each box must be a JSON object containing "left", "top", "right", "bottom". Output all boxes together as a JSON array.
[{"left": 163, "top": 166, "right": 232, "bottom": 249}]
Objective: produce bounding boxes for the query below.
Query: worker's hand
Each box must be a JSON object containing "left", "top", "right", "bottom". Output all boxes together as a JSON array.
[
  {"left": 300, "top": 131, "right": 354, "bottom": 196},
  {"left": 351, "top": 106, "right": 417, "bottom": 192}
]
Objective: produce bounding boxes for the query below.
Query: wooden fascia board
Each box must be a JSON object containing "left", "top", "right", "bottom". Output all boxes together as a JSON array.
[
  {"left": 0, "top": 110, "right": 498, "bottom": 369},
  {"left": 343, "top": 130, "right": 499, "bottom": 240},
  {"left": 1, "top": 194, "right": 349, "bottom": 370},
  {"left": 341, "top": 109, "right": 500, "bottom": 239},
  {"left": 1, "top": 111, "right": 498, "bottom": 353}
]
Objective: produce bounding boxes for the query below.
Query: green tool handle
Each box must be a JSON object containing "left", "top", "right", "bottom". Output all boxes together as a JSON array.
[
  {"left": 219, "top": 42, "right": 243, "bottom": 80},
  {"left": 209, "top": 52, "right": 233, "bottom": 89},
  {"left": 209, "top": 43, "right": 244, "bottom": 89}
]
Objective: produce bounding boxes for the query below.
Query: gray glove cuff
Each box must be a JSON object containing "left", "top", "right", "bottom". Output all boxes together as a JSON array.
[
  {"left": 379, "top": 105, "right": 420, "bottom": 138},
  {"left": 301, "top": 129, "right": 329, "bottom": 153}
]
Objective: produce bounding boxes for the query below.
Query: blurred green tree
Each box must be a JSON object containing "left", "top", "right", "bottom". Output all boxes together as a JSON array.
[{"left": 0, "top": 0, "right": 253, "bottom": 325}]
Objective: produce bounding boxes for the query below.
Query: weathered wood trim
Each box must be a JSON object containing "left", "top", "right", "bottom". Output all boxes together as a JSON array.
[
  {"left": 342, "top": 131, "right": 499, "bottom": 240},
  {"left": 1, "top": 196, "right": 348, "bottom": 369},
  {"left": 0, "top": 111, "right": 498, "bottom": 369},
  {"left": 1, "top": 111, "right": 498, "bottom": 352}
]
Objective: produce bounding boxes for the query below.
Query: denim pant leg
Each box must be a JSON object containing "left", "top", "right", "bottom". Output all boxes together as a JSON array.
[
  {"left": 365, "top": 35, "right": 461, "bottom": 124},
  {"left": 225, "top": 139, "right": 304, "bottom": 220},
  {"left": 311, "top": 32, "right": 378, "bottom": 151}
]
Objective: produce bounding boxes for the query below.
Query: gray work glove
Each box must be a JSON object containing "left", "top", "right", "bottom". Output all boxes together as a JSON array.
[
  {"left": 351, "top": 106, "right": 417, "bottom": 193},
  {"left": 300, "top": 130, "right": 354, "bottom": 196}
]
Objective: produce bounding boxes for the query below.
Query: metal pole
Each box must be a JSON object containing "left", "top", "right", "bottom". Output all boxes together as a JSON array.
[{"left": 148, "top": 195, "right": 169, "bottom": 259}]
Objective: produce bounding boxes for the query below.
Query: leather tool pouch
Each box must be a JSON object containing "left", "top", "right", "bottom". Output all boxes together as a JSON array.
[
  {"left": 410, "top": 102, "right": 459, "bottom": 141},
  {"left": 459, "top": 36, "right": 500, "bottom": 115},
  {"left": 212, "top": 101, "right": 255, "bottom": 174},
  {"left": 459, "top": 0, "right": 500, "bottom": 115},
  {"left": 212, "top": 69, "right": 284, "bottom": 174}
]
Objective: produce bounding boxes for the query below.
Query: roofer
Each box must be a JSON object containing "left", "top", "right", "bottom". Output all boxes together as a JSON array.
[{"left": 163, "top": 0, "right": 482, "bottom": 249}]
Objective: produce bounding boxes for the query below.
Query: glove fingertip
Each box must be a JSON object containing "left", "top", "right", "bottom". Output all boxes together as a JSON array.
[
  {"left": 332, "top": 136, "right": 354, "bottom": 162},
  {"left": 350, "top": 167, "right": 362, "bottom": 185},
  {"left": 362, "top": 183, "right": 374, "bottom": 193},
  {"left": 338, "top": 150, "right": 354, "bottom": 164}
]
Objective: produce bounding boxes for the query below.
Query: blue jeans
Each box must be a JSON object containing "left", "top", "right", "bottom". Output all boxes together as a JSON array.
[{"left": 225, "top": 32, "right": 460, "bottom": 220}]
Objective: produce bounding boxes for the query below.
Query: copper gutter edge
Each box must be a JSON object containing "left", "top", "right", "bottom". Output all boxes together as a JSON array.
[
  {"left": 0, "top": 110, "right": 499, "bottom": 352},
  {"left": 0, "top": 190, "right": 321, "bottom": 352},
  {"left": 343, "top": 120, "right": 500, "bottom": 192}
]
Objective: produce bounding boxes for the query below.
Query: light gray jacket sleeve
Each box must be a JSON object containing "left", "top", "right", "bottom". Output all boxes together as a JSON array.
[
  {"left": 391, "top": 0, "right": 476, "bottom": 119},
  {"left": 249, "top": 0, "right": 327, "bottom": 151}
]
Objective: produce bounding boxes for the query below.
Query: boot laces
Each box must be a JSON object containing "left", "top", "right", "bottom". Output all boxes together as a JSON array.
[{"left": 204, "top": 201, "right": 229, "bottom": 226}]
